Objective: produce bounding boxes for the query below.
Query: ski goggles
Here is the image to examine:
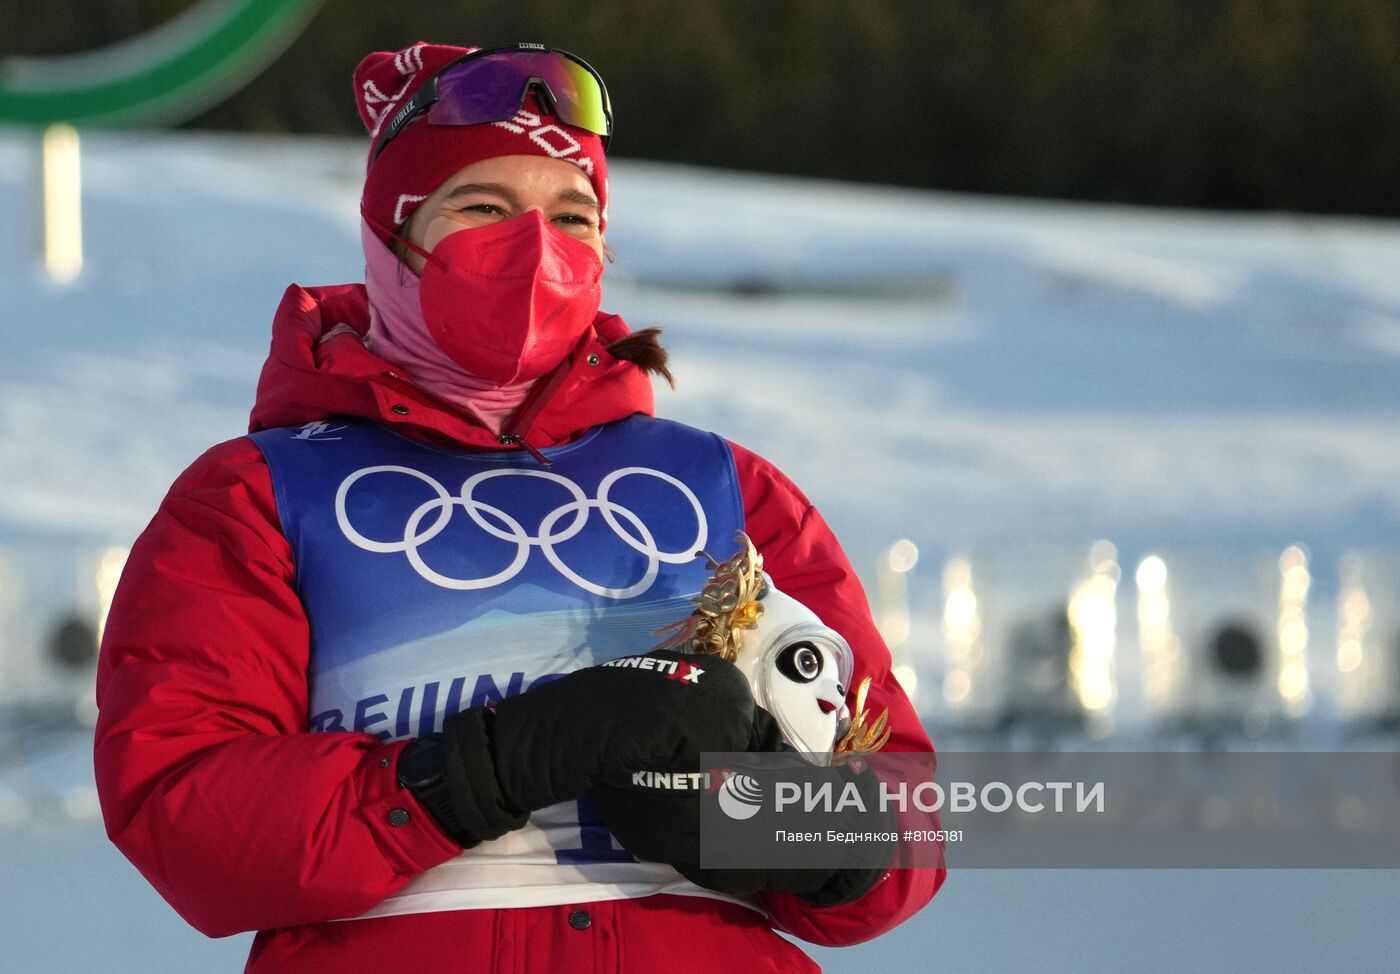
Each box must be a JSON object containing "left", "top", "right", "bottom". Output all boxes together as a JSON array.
[{"left": 372, "top": 44, "right": 613, "bottom": 163}]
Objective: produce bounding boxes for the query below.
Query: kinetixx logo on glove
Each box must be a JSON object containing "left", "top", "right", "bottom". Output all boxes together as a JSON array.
[{"left": 600, "top": 654, "right": 704, "bottom": 684}]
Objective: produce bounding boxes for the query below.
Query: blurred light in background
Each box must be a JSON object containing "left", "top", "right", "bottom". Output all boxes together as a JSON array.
[
  {"left": 1335, "top": 552, "right": 1400, "bottom": 730},
  {"left": 1068, "top": 540, "right": 1119, "bottom": 727},
  {"left": 1336, "top": 558, "right": 1370, "bottom": 678},
  {"left": 940, "top": 557, "right": 982, "bottom": 715},
  {"left": 878, "top": 539, "right": 919, "bottom": 698},
  {"left": 1137, "top": 553, "right": 1182, "bottom": 714},
  {"left": 1276, "top": 545, "right": 1311, "bottom": 718},
  {"left": 95, "top": 546, "right": 127, "bottom": 647},
  {"left": 40, "top": 123, "right": 83, "bottom": 285}
]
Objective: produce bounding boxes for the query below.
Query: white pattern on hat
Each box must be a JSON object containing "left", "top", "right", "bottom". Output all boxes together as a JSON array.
[
  {"left": 492, "top": 110, "right": 593, "bottom": 175},
  {"left": 367, "top": 45, "right": 425, "bottom": 137},
  {"left": 491, "top": 109, "right": 536, "bottom": 135},
  {"left": 529, "top": 125, "right": 581, "bottom": 157},
  {"left": 393, "top": 194, "right": 429, "bottom": 226},
  {"left": 362, "top": 78, "right": 412, "bottom": 135},
  {"left": 393, "top": 43, "right": 425, "bottom": 75}
]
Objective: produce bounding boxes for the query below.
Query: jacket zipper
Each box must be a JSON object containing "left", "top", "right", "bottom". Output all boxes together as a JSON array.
[
  {"left": 496, "top": 432, "right": 552, "bottom": 467},
  {"left": 495, "top": 337, "right": 600, "bottom": 468}
]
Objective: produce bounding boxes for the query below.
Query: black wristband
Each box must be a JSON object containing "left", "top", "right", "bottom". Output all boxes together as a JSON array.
[{"left": 397, "top": 734, "right": 476, "bottom": 847}]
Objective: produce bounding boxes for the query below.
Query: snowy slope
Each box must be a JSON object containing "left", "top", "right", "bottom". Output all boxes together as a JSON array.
[
  {"left": 3, "top": 131, "right": 1400, "bottom": 972},
  {"left": 4, "top": 132, "right": 1400, "bottom": 559}
]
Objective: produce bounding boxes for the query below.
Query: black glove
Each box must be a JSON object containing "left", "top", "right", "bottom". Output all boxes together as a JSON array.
[
  {"left": 419, "top": 650, "right": 761, "bottom": 846},
  {"left": 591, "top": 708, "right": 896, "bottom": 906}
]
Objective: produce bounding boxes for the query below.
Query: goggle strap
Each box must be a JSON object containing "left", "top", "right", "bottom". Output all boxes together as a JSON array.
[{"left": 376, "top": 93, "right": 431, "bottom": 162}]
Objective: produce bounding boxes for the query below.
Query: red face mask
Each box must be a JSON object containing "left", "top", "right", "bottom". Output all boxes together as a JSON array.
[{"left": 416, "top": 210, "right": 604, "bottom": 384}]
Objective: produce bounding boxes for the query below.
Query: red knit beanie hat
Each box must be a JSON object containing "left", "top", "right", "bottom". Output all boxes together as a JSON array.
[{"left": 354, "top": 42, "right": 609, "bottom": 241}]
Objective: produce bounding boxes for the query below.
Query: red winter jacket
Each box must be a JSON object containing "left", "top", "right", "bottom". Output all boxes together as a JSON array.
[{"left": 93, "top": 283, "right": 944, "bottom": 973}]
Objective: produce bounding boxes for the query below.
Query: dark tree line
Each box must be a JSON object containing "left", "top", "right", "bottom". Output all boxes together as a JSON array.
[{"left": 7, "top": 0, "right": 1400, "bottom": 216}]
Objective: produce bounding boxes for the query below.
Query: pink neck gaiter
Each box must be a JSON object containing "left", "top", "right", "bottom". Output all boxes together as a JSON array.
[{"left": 361, "top": 219, "right": 533, "bottom": 434}]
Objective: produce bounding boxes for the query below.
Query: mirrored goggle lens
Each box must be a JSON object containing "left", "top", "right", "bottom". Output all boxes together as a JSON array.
[{"left": 430, "top": 51, "right": 611, "bottom": 142}]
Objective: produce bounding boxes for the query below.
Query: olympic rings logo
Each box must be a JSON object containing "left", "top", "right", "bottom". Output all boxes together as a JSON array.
[{"left": 334, "top": 465, "right": 709, "bottom": 599}]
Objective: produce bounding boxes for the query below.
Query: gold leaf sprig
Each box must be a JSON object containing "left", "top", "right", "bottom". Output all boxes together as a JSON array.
[{"left": 833, "top": 675, "right": 892, "bottom": 762}]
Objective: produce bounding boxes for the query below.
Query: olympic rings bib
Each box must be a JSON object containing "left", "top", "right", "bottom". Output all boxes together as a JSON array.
[
  {"left": 249, "top": 414, "right": 744, "bottom": 674},
  {"left": 334, "top": 464, "right": 708, "bottom": 598}
]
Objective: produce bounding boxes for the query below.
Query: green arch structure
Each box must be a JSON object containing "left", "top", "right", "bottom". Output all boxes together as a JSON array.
[{"left": 0, "top": 0, "right": 324, "bottom": 128}]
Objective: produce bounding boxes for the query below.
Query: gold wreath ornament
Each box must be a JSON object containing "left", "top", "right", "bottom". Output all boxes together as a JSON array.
[{"left": 654, "top": 531, "right": 767, "bottom": 660}]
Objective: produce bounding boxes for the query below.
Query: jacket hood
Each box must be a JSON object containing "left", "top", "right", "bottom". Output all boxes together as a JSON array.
[{"left": 249, "top": 283, "right": 656, "bottom": 452}]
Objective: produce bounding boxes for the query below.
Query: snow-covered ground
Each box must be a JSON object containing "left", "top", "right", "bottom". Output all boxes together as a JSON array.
[
  {"left": 6, "top": 132, "right": 1400, "bottom": 558},
  {"left": 2, "top": 131, "right": 1399, "bottom": 971}
]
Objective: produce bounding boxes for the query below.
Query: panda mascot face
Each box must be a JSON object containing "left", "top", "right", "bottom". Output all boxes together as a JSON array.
[
  {"left": 728, "top": 583, "right": 855, "bottom": 765},
  {"left": 655, "top": 531, "right": 891, "bottom": 766}
]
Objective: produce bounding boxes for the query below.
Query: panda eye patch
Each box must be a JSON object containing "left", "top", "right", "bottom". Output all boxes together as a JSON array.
[{"left": 777, "top": 641, "right": 823, "bottom": 683}]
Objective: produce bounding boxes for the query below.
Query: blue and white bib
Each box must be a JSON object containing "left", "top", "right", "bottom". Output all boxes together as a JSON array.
[{"left": 249, "top": 415, "right": 752, "bottom": 918}]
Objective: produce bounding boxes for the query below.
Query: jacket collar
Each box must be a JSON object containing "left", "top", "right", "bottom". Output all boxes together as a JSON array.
[{"left": 248, "top": 283, "right": 655, "bottom": 454}]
